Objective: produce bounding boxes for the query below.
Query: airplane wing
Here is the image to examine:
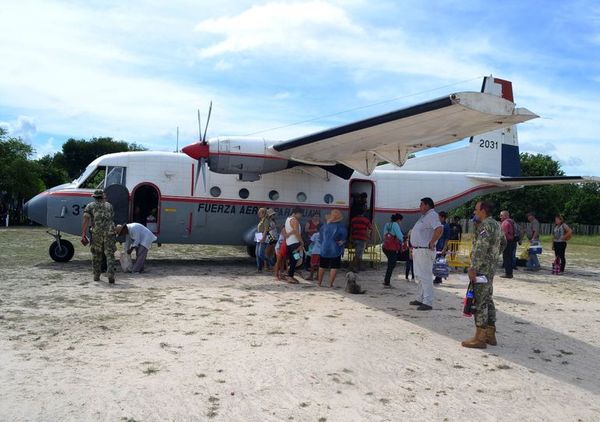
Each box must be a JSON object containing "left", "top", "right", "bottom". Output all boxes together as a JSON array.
[
  {"left": 468, "top": 175, "right": 600, "bottom": 186},
  {"left": 272, "top": 92, "right": 538, "bottom": 175}
]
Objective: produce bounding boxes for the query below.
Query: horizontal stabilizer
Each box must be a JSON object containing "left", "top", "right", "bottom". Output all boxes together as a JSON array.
[{"left": 469, "top": 175, "right": 600, "bottom": 187}]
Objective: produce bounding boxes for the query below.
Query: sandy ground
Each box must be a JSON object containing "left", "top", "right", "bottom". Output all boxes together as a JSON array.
[{"left": 1, "top": 237, "right": 600, "bottom": 421}]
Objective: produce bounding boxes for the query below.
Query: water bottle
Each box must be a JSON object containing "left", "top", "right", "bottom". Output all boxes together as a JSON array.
[{"left": 463, "top": 289, "right": 475, "bottom": 317}]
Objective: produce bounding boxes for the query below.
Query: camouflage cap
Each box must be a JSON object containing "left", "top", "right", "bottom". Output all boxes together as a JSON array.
[{"left": 92, "top": 189, "right": 104, "bottom": 198}]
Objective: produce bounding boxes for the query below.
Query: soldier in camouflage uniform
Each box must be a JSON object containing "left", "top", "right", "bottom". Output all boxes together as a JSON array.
[
  {"left": 462, "top": 200, "right": 506, "bottom": 349},
  {"left": 81, "top": 189, "right": 116, "bottom": 283}
]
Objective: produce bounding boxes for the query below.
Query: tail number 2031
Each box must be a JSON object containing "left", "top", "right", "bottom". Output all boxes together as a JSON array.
[{"left": 479, "top": 139, "right": 498, "bottom": 149}]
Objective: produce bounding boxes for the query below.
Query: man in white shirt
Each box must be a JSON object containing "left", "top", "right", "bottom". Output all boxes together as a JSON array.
[
  {"left": 115, "top": 223, "right": 157, "bottom": 273},
  {"left": 409, "top": 197, "right": 443, "bottom": 311}
]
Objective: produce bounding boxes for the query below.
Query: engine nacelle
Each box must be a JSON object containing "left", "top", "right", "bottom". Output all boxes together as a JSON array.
[{"left": 207, "top": 137, "right": 289, "bottom": 179}]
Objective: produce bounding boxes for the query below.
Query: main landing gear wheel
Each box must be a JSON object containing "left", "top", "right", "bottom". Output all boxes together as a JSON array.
[{"left": 49, "top": 240, "right": 75, "bottom": 262}]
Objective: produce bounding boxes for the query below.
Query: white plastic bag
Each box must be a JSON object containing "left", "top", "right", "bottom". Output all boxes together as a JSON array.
[{"left": 120, "top": 252, "right": 133, "bottom": 272}]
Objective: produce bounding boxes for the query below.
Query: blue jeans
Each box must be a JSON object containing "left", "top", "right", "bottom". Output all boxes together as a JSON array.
[{"left": 255, "top": 242, "right": 267, "bottom": 270}]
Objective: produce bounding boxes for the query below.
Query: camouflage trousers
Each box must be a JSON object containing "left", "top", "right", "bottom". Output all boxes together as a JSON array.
[
  {"left": 90, "top": 233, "right": 116, "bottom": 277},
  {"left": 473, "top": 275, "right": 496, "bottom": 327}
]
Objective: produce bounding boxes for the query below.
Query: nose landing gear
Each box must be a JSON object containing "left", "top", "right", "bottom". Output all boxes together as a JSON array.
[{"left": 47, "top": 230, "right": 75, "bottom": 262}]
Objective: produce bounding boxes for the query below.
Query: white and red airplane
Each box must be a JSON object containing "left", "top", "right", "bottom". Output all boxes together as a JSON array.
[{"left": 24, "top": 76, "right": 598, "bottom": 262}]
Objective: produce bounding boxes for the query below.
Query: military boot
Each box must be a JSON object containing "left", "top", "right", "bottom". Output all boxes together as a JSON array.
[
  {"left": 486, "top": 326, "right": 497, "bottom": 346},
  {"left": 93, "top": 274, "right": 100, "bottom": 282},
  {"left": 108, "top": 275, "right": 115, "bottom": 284},
  {"left": 461, "top": 327, "right": 488, "bottom": 349}
]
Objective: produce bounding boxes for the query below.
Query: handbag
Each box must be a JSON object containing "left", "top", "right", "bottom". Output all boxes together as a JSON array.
[
  {"left": 119, "top": 252, "right": 133, "bottom": 272},
  {"left": 432, "top": 255, "right": 449, "bottom": 279},
  {"left": 382, "top": 223, "right": 401, "bottom": 252}
]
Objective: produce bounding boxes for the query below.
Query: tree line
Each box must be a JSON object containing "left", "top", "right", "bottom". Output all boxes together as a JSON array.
[
  {"left": 450, "top": 153, "right": 600, "bottom": 225},
  {"left": 1, "top": 129, "right": 599, "bottom": 226}
]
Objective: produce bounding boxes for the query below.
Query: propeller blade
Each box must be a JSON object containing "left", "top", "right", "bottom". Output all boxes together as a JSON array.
[
  {"left": 202, "top": 101, "right": 213, "bottom": 144},
  {"left": 194, "top": 158, "right": 201, "bottom": 192},
  {"left": 197, "top": 109, "right": 202, "bottom": 141},
  {"left": 200, "top": 157, "right": 207, "bottom": 192}
]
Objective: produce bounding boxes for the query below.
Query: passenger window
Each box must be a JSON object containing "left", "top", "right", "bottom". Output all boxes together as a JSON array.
[
  {"left": 210, "top": 186, "right": 222, "bottom": 197},
  {"left": 297, "top": 192, "right": 307, "bottom": 202},
  {"left": 80, "top": 167, "right": 106, "bottom": 189},
  {"left": 106, "top": 167, "right": 126, "bottom": 187},
  {"left": 269, "top": 190, "right": 279, "bottom": 200},
  {"left": 324, "top": 194, "right": 334, "bottom": 204},
  {"left": 239, "top": 188, "right": 249, "bottom": 199}
]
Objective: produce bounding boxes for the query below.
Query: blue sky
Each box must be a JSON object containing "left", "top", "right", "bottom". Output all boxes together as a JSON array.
[{"left": 1, "top": 0, "right": 599, "bottom": 176}]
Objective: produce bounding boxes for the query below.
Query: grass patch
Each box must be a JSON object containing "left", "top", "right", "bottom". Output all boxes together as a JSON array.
[{"left": 142, "top": 366, "right": 160, "bottom": 375}]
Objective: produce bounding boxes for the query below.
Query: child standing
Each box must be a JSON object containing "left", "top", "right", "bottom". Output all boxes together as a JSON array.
[{"left": 307, "top": 232, "right": 321, "bottom": 281}]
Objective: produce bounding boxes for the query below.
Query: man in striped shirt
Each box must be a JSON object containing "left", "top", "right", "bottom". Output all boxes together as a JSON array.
[{"left": 350, "top": 211, "right": 372, "bottom": 272}]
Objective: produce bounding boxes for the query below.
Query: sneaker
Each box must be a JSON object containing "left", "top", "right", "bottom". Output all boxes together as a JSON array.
[
  {"left": 500, "top": 275, "right": 513, "bottom": 279},
  {"left": 409, "top": 300, "right": 423, "bottom": 306},
  {"left": 416, "top": 304, "right": 432, "bottom": 311},
  {"left": 433, "top": 277, "right": 442, "bottom": 284},
  {"left": 108, "top": 276, "right": 115, "bottom": 284}
]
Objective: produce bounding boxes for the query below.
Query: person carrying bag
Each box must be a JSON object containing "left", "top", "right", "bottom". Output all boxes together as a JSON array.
[{"left": 381, "top": 213, "right": 404, "bottom": 287}]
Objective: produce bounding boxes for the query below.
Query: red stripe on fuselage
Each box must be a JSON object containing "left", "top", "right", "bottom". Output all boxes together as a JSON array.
[{"left": 45, "top": 183, "right": 497, "bottom": 213}]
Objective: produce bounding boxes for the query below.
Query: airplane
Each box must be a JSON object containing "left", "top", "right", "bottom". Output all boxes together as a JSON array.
[{"left": 23, "top": 76, "right": 598, "bottom": 262}]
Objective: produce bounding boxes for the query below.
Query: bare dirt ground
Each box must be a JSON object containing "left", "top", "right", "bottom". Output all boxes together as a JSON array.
[{"left": 1, "top": 228, "right": 600, "bottom": 421}]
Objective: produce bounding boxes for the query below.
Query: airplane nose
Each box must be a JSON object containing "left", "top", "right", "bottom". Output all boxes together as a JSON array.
[{"left": 24, "top": 193, "right": 48, "bottom": 226}]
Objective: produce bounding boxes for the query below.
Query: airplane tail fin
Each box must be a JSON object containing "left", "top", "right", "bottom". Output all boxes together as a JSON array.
[{"left": 399, "top": 76, "right": 522, "bottom": 176}]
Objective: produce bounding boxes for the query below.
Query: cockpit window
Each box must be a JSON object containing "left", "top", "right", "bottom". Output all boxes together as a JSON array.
[
  {"left": 106, "top": 166, "right": 126, "bottom": 187},
  {"left": 80, "top": 167, "right": 106, "bottom": 189},
  {"left": 79, "top": 166, "right": 127, "bottom": 189}
]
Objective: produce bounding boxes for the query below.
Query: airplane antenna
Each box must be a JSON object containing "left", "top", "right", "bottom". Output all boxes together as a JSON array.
[{"left": 176, "top": 126, "right": 179, "bottom": 153}]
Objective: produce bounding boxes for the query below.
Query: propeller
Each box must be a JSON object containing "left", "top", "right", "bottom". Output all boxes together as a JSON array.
[{"left": 182, "top": 102, "right": 213, "bottom": 193}]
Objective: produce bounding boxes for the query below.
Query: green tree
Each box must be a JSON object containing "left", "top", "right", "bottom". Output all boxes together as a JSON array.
[
  {"left": 35, "top": 154, "right": 69, "bottom": 189},
  {"left": 451, "top": 153, "right": 585, "bottom": 223},
  {"left": 55, "top": 137, "right": 146, "bottom": 179},
  {"left": 0, "top": 128, "right": 45, "bottom": 219},
  {"left": 563, "top": 183, "right": 600, "bottom": 225}
]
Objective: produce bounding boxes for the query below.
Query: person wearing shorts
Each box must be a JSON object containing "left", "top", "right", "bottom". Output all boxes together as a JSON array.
[
  {"left": 274, "top": 230, "right": 288, "bottom": 280},
  {"left": 318, "top": 209, "right": 347, "bottom": 287}
]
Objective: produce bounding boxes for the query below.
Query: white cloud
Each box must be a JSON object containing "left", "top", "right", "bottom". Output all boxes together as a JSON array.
[
  {"left": 273, "top": 91, "right": 292, "bottom": 100},
  {"left": 561, "top": 156, "right": 584, "bottom": 167},
  {"left": 0, "top": 0, "right": 598, "bottom": 178},
  {"left": 193, "top": 1, "right": 491, "bottom": 79},
  {"left": 0, "top": 116, "right": 37, "bottom": 142},
  {"left": 35, "top": 137, "right": 57, "bottom": 158},
  {"left": 195, "top": 1, "right": 363, "bottom": 58},
  {"left": 520, "top": 142, "right": 556, "bottom": 154}
]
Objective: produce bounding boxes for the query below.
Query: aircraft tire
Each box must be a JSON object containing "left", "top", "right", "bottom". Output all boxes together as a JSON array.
[
  {"left": 49, "top": 240, "right": 75, "bottom": 262},
  {"left": 246, "top": 245, "right": 256, "bottom": 258}
]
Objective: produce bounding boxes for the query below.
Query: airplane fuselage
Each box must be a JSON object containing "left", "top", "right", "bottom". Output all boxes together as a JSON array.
[{"left": 25, "top": 151, "right": 503, "bottom": 250}]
